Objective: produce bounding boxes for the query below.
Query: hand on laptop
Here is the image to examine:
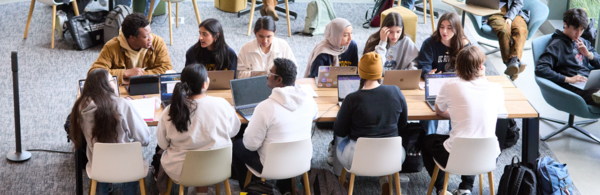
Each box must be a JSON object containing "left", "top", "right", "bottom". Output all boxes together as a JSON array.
[
  {"left": 565, "top": 74, "right": 587, "bottom": 84},
  {"left": 124, "top": 68, "right": 144, "bottom": 78}
]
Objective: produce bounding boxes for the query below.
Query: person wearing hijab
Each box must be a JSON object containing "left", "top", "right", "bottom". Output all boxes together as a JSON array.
[{"left": 304, "top": 18, "right": 359, "bottom": 78}]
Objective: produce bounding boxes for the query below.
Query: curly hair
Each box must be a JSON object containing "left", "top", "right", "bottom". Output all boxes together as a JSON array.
[
  {"left": 273, "top": 58, "right": 297, "bottom": 86},
  {"left": 121, "top": 13, "right": 150, "bottom": 39},
  {"left": 563, "top": 8, "right": 589, "bottom": 29}
]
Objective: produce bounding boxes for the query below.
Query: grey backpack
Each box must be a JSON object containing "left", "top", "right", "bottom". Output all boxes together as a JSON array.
[
  {"left": 104, "top": 5, "right": 132, "bottom": 43},
  {"left": 302, "top": 0, "right": 336, "bottom": 36}
]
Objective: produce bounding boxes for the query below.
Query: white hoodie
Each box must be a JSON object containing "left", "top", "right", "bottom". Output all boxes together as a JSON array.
[{"left": 243, "top": 85, "right": 319, "bottom": 164}]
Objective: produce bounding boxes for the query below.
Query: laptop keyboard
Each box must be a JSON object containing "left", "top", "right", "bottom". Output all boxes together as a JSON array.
[{"left": 238, "top": 107, "right": 255, "bottom": 116}]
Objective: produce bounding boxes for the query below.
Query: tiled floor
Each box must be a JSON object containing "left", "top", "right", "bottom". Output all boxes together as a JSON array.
[{"left": 4, "top": 0, "right": 599, "bottom": 194}]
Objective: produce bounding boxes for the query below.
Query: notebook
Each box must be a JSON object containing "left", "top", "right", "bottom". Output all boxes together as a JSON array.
[{"left": 129, "top": 98, "right": 156, "bottom": 122}]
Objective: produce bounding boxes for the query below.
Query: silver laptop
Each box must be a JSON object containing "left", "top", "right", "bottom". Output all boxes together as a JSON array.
[
  {"left": 316, "top": 66, "right": 358, "bottom": 88},
  {"left": 230, "top": 75, "right": 272, "bottom": 121},
  {"left": 570, "top": 70, "right": 600, "bottom": 90},
  {"left": 207, "top": 70, "right": 235, "bottom": 90},
  {"left": 79, "top": 76, "right": 119, "bottom": 96},
  {"left": 337, "top": 75, "right": 361, "bottom": 106},
  {"left": 466, "top": 0, "right": 506, "bottom": 9},
  {"left": 159, "top": 73, "right": 181, "bottom": 108},
  {"left": 425, "top": 73, "right": 458, "bottom": 111},
  {"left": 382, "top": 70, "right": 422, "bottom": 90}
]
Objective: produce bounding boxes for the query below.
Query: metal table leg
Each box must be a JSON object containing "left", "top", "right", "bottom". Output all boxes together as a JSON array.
[{"left": 522, "top": 117, "right": 539, "bottom": 165}]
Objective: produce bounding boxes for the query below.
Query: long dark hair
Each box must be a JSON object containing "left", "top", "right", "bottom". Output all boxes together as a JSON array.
[
  {"left": 169, "top": 63, "right": 208, "bottom": 133},
  {"left": 194, "top": 18, "right": 232, "bottom": 70},
  {"left": 254, "top": 16, "right": 277, "bottom": 33},
  {"left": 363, "top": 13, "right": 405, "bottom": 54},
  {"left": 70, "top": 69, "right": 120, "bottom": 150},
  {"left": 432, "top": 12, "right": 469, "bottom": 68}
]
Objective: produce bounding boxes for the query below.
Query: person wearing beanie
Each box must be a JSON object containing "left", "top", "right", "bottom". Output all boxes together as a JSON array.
[{"left": 332, "top": 52, "right": 408, "bottom": 195}]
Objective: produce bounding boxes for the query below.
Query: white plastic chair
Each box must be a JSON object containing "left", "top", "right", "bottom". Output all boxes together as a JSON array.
[
  {"left": 247, "top": 0, "right": 291, "bottom": 37},
  {"left": 23, "top": 0, "right": 80, "bottom": 49},
  {"left": 87, "top": 142, "right": 149, "bottom": 195},
  {"left": 243, "top": 138, "right": 312, "bottom": 195},
  {"left": 338, "top": 137, "right": 405, "bottom": 195},
  {"left": 426, "top": 137, "right": 501, "bottom": 195},
  {"left": 148, "top": 0, "right": 201, "bottom": 45},
  {"left": 164, "top": 146, "right": 233, "bottom": 195}
]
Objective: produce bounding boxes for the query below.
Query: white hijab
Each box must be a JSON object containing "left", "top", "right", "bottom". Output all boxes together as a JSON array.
[{"left": 303, "top": 18, "right": 352, "bottom": 77}]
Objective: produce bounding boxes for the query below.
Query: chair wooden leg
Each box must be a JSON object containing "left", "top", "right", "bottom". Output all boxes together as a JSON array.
[
  {"left": 89, "top": 179, "right": 93, "bottom": 195},
  {"left": 216, "top": 182, "right": 220, "bottom": 195},
  {"left": 175, "top": 2, "right": 179, "bottom": 28},
  {"left": 23, "top": 0, "right": 35, "bottom": 39},
  {"left": 244, "top": 169, "right": 252, "bottom": 188},
  {"left": 179, "top": 184, "right": 184, "bottom": 195},
  {"left": 261, "top": 178, "right": 265, "bottom": 182},
  {"left": 422, "top": 0, "right": 427, "bottom": 24},
  {"left": 488, "top": 172, "right": 495, "bottom": 195},
  {"left": 428, "top": 0, "right": 435, "bottom": 32},
  {"left": 72, "top": 0, "right": 80, "bottom": 16},
  {"left": 479, "top": 174, "right": 483, "bottom": 195},
  {"left": 90, "top": 179, "right": 97, "bottom": 195},
  {"left": 303, "top": 172, "right": 311, "bottom": 195},
  {"left": 224, "top": 179, "right": 232, "bottom": 195},
  {"left": 191, "top": 0, "right": 201, "bottom": 25},
  {"left": 348, "top": 173, "right": 355, "bottom": 195},
  {"left": 291, "top": 177, "right": 296, "bottom": 195},
  {"left": 51, "top": 4, "right": 57, "bottom": 49},
  {"left": 247, "top": 0, "right": 256, "bottom": 36},
  {"left": 167, "top": 2, "right": 173, "bottom": 45},
  {"left": 284, "top": 0, "right": 291, "bottom": 37},
  {"left": 427, "top": 166, "right": 439, "bottom": 195},
  {"left": 388, "top": 175, "right": 393, "bottom": 194},
  {"left": 166, "top": 178, "right": 173, "bottom": 195},
  {"left": 339, "top": 168, "right": 347, "bottom": 186},
  {"left": 148, "top": 0, "right": 155, "bottom": 23},
  {"left": 139, "top": 178, "right": 147, "bottom": 195},
  {"left": 394, "top": 173, "right": 402, "bottom": 195},
  {"left": 442, "top": 173, "right": 450, "bottom": 194}
]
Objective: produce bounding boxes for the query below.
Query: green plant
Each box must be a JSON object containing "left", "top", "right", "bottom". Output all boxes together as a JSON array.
[{"left": 570, "top": 0, "right": 600, "bottom": 27}]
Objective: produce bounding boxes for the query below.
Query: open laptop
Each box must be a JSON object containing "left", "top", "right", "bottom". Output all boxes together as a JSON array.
[
  {"left": 159, "top": 73, "right": 181, "bottom": 108},
  {"left": 79, "top": 76, "right": 119, "bottom": 96},
  {"left": 382, "top": 70, "right": 422, "bottom": 90},
  {"left": 570, "top": 70, "right": 600, "bottom": 90},
  {"left": 231, "top": 75, "right": 272, "bottom": 121},
  {"left": 425, "top": 73, "right": 458, "bottom": 111},
  {"left": 337, "top": 75, "right": 361, "bottom": 106},
  {"left": 316, "top": 66, "right": 358, "bottom": 88},
  {"left": 207, "top": 70, "right": 235, "bottom": 90},
  {"left": 466, "top": 0, "right": 506, "bottom": 10}
]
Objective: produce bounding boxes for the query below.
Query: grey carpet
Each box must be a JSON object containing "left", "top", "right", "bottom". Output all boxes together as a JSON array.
[{"left": 0, "top": 1, "right": 577, "bottom": 194}]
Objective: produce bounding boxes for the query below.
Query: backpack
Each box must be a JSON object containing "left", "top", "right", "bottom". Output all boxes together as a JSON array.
[
  {"left": 66, "top": 11, "right": 109, "bottom": 50},
  {"left": 243, "top": 180, "right": 282, "bottom": 195},
  {"left": 582, "top": 18, "right": 597, "bottom": 45},
  {"left": 302, "top": 0, "right": 336, "bottom": 36},
  {"left": 502, "top": 119, "right": 520, "bottom": 150},
  {"left": 398, "top": 122, "right": 425, "bottom": 173},
  {"left": 306, "top": 168, "right": 347, "bottom": 195},
  {"left": 497, "top": 156, "right": 537, "bottom": 195},
  {"left": 536, "top": 156, "right": 574, "bottom": 195},
  {"left": 104, "top": 5, "right": 133, "bottom": 43},
  {"left": 363, "top": 0, "right": 394, "bottom": 28}
]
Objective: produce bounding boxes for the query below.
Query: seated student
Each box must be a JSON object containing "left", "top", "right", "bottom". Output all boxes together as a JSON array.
[
  {"left": 364, "top": 12, "right": 418, "bottom": 71},
  {"left": 156, "top": 63, "right": 241, "bottom": 194},
  {"left": 423, "top": 46, "right": 504, "bottom": 195},
  {"left": 304, "top": 18, "right": 359, "bottom": 78},
  {"left": 417, "top": 12, "right": 470, "bottom": 79},
  {"left": 89, "top": 13, "right": 172, "bottom": 85},
  {"left": 185, "top": 18, "right": 238, "bottom": 77},
  {"left": 237, "top": 16, "right": 297, "bottom": 78},
  {"left": 535, "top": 8, "right": 600, "bottom": 107},
  {"left": 487, "top": 0, "right": 529, "bottom": 80},
  {"left": 70, "top": 69, "right": 151, "bottom": 195},
  {"left": 333, "top": 52, "right": 408, "bottom": 195},
  {"left": 232, "top": 58, "right": 318, "bottom": 193}
]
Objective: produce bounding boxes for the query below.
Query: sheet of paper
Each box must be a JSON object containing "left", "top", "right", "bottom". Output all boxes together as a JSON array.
[
  {"left": 299, "top": 84, "right": 319, "bottom": 97},
  {"left": 129, "top": 98, "right": 156, "bottom": 122}
]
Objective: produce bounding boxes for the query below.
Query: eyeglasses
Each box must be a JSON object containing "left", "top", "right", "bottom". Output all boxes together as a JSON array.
[{"left": 267, "top": 72, "right": 280, "bottom": 77}]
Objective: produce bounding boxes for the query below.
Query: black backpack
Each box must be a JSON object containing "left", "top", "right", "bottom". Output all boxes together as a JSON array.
[
  {"left": 243, "top": 180, "right": 282, "bottom": 195},
  {"left": 399, "top": 122, "right": 425, "bottom": 173},
  {"left": 306, "top": 168, "right": 347, "bottom": 195},
  {"left": 497, "top": 156, "right": 537, "bottom": 195},
  {"left": 502, "top": 119, "right": 520, "bottom": 150},
  {"left": 582, "top": 18, "right": 597, "bottom": 45}
]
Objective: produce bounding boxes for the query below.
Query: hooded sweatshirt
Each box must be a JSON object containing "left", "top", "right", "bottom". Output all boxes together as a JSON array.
[
  {"left": 117, "top": 30, "right": 149, "bottom": 68},
  {"left": 243, "top": 85, "right": 319, "bottom": 164},
  {"left": 535, "top": 29, "right": 600, "bottom": 84},
  {"left": 80, "top": 97, "right": 151, "bottom": 171}
]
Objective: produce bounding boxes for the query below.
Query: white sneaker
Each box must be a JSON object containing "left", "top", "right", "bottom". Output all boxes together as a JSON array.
[
  {"left": 438, "top": 190, "right": 452, "bottom": 195},
  {"left": 452, "top": 189, "right": 472, "bottom": 195}
]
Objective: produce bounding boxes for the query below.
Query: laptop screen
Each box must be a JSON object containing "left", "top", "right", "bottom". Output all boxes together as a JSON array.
[
  {"left": 231, "top": 75, "right": 272, "bottom": 107},
  {"left": 160, "top": 73, "right": 181, "bottom": 101},
  {"left": 79, "top": 76, "right": 119, "bottom": 96},
  {"left": 425, "top": 73, "right": 457, "bottom": 99},
  {"left": 337, "top": 75, "right": 361, "bottom": 101}
]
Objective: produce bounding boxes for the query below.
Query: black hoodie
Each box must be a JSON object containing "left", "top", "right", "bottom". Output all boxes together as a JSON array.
[{"left": 535, "top": 30, "right": 600, "bottom": 84}]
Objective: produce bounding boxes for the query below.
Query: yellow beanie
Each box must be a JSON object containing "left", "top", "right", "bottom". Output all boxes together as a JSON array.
[{"left": 358, "top": 52, "right": 383, "bottom": 80}]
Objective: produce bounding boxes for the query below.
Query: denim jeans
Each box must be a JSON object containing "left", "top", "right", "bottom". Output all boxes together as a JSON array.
[
  {"left": 232, "top": 138, "right": 263, "bottom": 184},
  {"left": 145, "top": 0, "right": 161, "bottom": 16},
  {"left": 96, "top": 181, "right": 139, "bottom": 195},
  {"left": 422, "top": 134, "right": 475, "bottom": 192},
  {"left": 401, "top": 0, "right": 415, "bottom": 10}
]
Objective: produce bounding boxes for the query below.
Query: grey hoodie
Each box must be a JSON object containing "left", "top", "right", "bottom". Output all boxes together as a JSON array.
[
  {"left": 243, "top": 85, "right": 319, "bottom": 163},
  {"left": 80, "top": 97, "right": 151, "bottom": 170}
]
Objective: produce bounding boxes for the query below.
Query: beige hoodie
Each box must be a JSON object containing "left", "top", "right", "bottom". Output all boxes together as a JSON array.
[{"left": 117, "top": 30, "right": 150, "bottom": 68}]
